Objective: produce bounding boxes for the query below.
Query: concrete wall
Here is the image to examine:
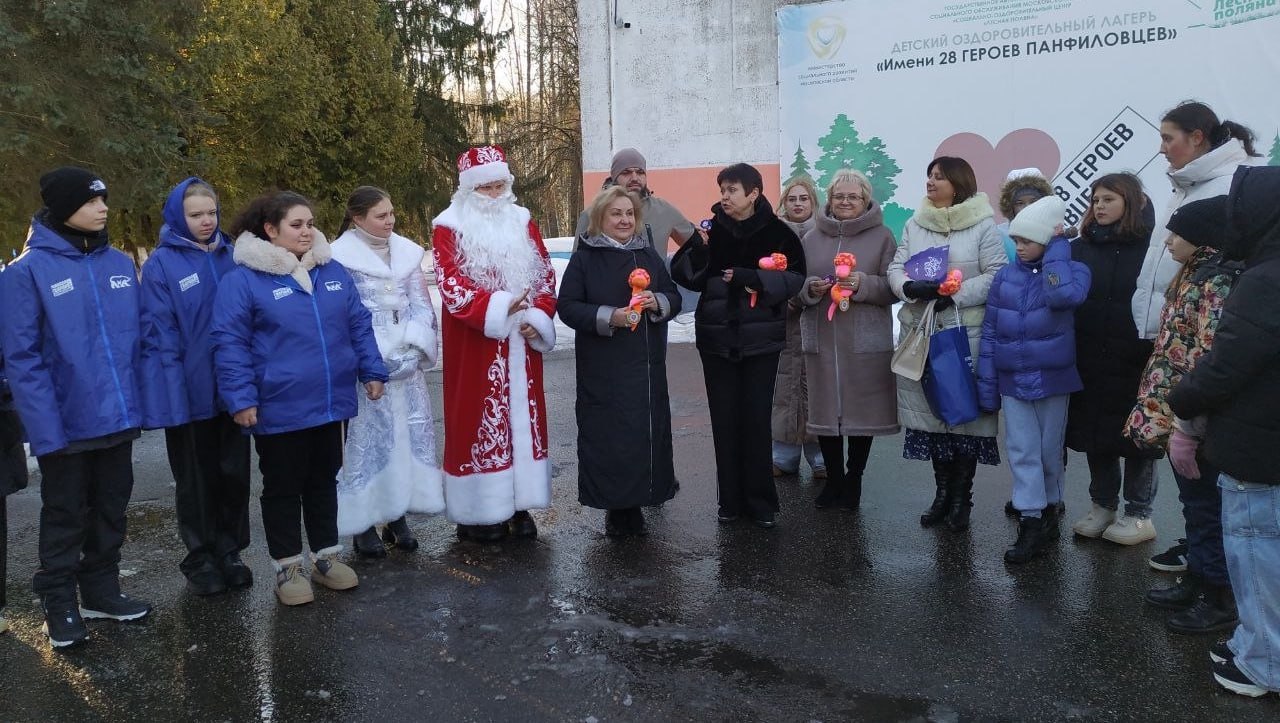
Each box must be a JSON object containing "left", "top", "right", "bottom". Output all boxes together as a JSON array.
[{"left": 579, "top": 0, "right": 817, "bottom": 224}]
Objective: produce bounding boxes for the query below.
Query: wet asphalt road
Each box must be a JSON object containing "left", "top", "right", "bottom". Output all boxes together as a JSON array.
[{"left": 1, "top": 343, "right": 1275, "bottom": 722}]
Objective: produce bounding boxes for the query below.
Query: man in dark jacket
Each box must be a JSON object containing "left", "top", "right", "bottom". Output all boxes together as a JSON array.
[
  {"left": 1167, "top": 165, "right": 1280, "bottom": 698},
  {"left": 671, "top": 163, "right": 805, "bottom": 528},
  {"left": 0, "top": 168, "right": 152, "bottom": 649}
]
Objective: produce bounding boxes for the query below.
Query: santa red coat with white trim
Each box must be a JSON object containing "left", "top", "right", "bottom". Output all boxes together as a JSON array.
[{"left": 431, "top": 209, "right": 557, "bottom": 525}]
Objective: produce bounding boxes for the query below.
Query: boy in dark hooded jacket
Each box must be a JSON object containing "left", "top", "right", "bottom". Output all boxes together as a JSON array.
[
  {"left": 1168, "top": 165, "right": 1280, "bottom": 698},
  {"left": 0, "top": 167, "right": 152, "bottom": 649}
]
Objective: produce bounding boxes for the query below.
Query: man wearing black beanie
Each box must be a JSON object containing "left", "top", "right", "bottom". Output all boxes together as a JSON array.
[{"left": 0, "top": 167, "right": 151, "bottom": 650}]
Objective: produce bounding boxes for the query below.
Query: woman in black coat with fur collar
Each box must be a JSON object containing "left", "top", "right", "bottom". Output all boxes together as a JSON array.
[{"left": 671, "top": 163, "right": 806, "bottom": 528}]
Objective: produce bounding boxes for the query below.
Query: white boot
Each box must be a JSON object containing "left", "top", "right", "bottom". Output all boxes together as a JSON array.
[{"left": 1071, "top": 503, "right": 1116, "bottom": 538}]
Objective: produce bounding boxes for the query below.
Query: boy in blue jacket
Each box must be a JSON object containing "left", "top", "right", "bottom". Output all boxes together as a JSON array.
[
  {"left": 0, "top": 167, "right": 152, "bottom": 649},
  {"left": 977, "top": 196, "right": 1091, "bottom": 565}
]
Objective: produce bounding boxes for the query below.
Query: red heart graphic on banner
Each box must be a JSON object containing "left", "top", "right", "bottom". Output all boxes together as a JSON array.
[{"left": 935, "top": 130, "right": 1061, "bottom": 220}]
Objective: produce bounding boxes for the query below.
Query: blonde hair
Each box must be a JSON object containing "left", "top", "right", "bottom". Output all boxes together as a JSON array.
[
  {"left": 825, "top": 169, "right": 874, "bottom": 209},
  {"left": 184, "top": 182, "right": 218, "bottom": 201},
  {"left": 587, "top": 186, "right": 644, "bottom": 238},
  {"left": 777, "top": 177, "right": 819, "bottom": 219}
]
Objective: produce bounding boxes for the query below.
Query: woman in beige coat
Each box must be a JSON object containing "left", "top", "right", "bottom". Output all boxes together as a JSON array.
[
  {"left": 888, "top": 157, "right": 1006, "bottom": 532},
  {"left": 797, "top": 169, "right": 900, "bottom": 510},
  {"left": 771, "top": 178, "right": 826, "bottom": 480}
]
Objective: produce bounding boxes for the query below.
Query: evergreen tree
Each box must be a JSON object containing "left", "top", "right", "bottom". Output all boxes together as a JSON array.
[
  {"left": 1270, "top": 132, "right": 1280, "bottom": 166},
  {"left": 813, "top": 115, "right": 902, "bottom": 207},
  {"left": 788, "top": 142, "right": 812, "bottom": 183}
]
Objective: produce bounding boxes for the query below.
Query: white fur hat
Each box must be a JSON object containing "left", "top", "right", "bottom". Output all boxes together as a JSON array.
[
  {"left": 1006, "top": 167, "right": 1047, "bottom": 182},
  {"left": 1008, "top": 196, "right": 1065, "bottom": 245},
  {"left": 456, "top": 145, "right": 513, "bottom": 191}
]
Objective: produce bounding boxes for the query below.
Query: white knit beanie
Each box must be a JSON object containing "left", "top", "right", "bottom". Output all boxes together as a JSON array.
[{"left": 1007, "top": 196, "right": 1065, "bottom": 245}]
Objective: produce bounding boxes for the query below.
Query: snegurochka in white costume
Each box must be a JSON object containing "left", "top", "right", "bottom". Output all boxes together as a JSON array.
[{"left": 332, "top": 186, "right": 442, "bottom": 557}]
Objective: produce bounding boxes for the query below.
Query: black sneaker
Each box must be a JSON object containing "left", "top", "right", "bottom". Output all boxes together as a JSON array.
[
  {"left": 1210, "top": 639, "right": 1235, "bottom": 665},
  {"left": 80, "top": 592, "right": 152, "bottom": 622},
  {"left": 186, "top": 565, "right": 228, "bottom": 597},
  {"left": 42, "top": 606, "right": 89, "bottom": 649},
  {"left": 220, "top": 552, "right": 254, "bottom": 589},
  {"left": 1213, "top": 658, "right": 1271, "bottom": 697},
  {"left": 1149, "top": 539, "right": 1189, "bottom": 572}
]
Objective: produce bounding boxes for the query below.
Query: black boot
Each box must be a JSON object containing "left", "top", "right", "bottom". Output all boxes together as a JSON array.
[
  {"left": 1040, "top": 503, "right": 1061, "bottom": 542},
  {"left": 627, "top": 507, "right": 648, "bottom": 536},
  {"left": 945, "top": 457, "right": 975, "bottom": 532},
  {"left": 814, "top": 476, "right": 844, "bottom": 508},
  {"left": 1167, "top": 584, "right": 1239, "bottom": 634},
  {"left": 844, "top": 474, "right": 862, "bottom": 511},
  {"left": 507, "top": 511, "right": 538, "bottom": 538},
  {"left": 381, "top": 516, "right": 419, "bottom": 552},
  {"left": 456, "top": 523, "right": 508, "bottom": 542},
  {"left": 353, "top": 526, "right": 387, "bottom": 558},
  {"left": 605, "top": 510, "right": 627, "bottom": 537},
  {"left": 1145, "top": 573, "right": 1203, "bottom": 611},
  {"left": 919, "top": 459, "right": 952, "bottom": 527},
  {"left": 1004, "top": 515, "right": 1048, "bottom": 564}
]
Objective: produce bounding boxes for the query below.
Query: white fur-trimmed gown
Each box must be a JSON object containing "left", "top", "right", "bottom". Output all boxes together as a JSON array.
[{"left": 331, "top": 227, "right": 444, "bottom": 535}]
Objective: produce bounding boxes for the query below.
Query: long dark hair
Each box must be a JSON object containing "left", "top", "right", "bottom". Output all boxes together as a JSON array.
[
  {"left": 927, "top": 157, "right": 978, "bottom": 205},
  {"left": 1162, "top": 101, "right": 1260, "bottom": 157},
  {"left": 1080, "top": 173, "right": 1149, "bottom": 239},
  {"left": 339, "top": 185, "right": 391, "bottom": 235},
  {"left": 230, "top": 191, "right": 312, "bottom": 240}
]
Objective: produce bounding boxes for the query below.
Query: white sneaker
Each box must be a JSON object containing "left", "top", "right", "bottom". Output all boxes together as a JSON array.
[
  {"left": 1071, "top": 503, "right": 1116, "bottom": 538},
  {"left": 1102, "top": 515, "right": 1157, "bottom": 545}
]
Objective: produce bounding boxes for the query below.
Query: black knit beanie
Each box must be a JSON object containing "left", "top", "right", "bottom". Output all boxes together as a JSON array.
[
  {"left": 1167, "top": 196, "right": 1227, "bottom": 248},
  {"left": 39, "top": 167, "right": 108, "bottom": 224}
]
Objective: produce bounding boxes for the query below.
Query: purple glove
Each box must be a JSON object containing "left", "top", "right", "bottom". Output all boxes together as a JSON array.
[{"left": 1168, "top": 429, "right": 1201, "bottom": 480}]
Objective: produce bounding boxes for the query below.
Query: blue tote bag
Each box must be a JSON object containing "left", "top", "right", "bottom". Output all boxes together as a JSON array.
[{"left": 922, "top": 306, "right": 980, "bottom": 427}]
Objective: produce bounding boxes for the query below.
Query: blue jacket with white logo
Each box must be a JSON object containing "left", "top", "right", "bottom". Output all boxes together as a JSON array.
[
  {"left": 0, "top": 216, "right": 143, "bottom": 455},
  {"left": 211, "top": 231, "right": 388, "bottom": 435},
  {"left": 139, "top": 177, "right": 238, "bottom": 428}
]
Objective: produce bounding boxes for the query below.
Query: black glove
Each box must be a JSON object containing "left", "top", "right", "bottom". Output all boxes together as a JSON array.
[
  {"left": 933, "top": 295, "right": 955, "bottom": 312},
  {"left": 902, "top": 280, "right": 942, "bottom": 301},
  {"left": 728, "top": 267, "right": 760, "bottom": 289}
]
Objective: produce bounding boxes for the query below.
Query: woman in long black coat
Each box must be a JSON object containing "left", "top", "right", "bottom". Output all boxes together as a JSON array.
[
  {"left": 558, "top": 186, "right": 682, "bottom": 537},
  {"left": 1066, "top": 174, "right": 1163, "bottom": 544}
]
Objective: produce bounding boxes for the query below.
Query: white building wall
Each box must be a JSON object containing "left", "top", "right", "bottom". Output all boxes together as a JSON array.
[{"left": 578, "top": 1, "right": 819, "bottom": 217}]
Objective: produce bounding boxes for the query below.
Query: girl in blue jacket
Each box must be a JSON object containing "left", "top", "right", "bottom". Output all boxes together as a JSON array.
[
  {"left": 977, "top": 196, "right": 1091, "bottom": 565},
  {"left": 140, "top": 178, "right": 252, "bottom": 597},
  {"left": 212, "top": 191, "right": 388, "bottom": 607},
  {"left": 0, "top": 167, "right": 152, "bottom": 649}
]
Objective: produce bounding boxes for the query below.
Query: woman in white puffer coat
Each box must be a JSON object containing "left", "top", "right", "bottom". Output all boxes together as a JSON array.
[
  {"left": 331, "top": 186, "right": 442, "bottom": 557},
  {"left": 1132, "top": 101, "right": 1261, "bottom": 341}
]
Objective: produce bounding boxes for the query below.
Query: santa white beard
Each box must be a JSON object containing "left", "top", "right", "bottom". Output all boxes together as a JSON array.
[{"left": 452, "top": 188, "right": 545, "bottom": 294}]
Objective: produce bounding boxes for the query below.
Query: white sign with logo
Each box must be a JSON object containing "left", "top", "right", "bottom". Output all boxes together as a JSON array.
[{"left": 778, "top": 0, "right": 1280, "bottom": 237}]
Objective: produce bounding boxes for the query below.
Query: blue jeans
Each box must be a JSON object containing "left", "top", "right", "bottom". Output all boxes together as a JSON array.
[
  {"left": 771, "top": 440, "right": 824, "bottom": 473},
  {"left": 1221, "top": 473, "right": 1280, "bottom": 691},
  {"left": 1002, "top": 395, "right": 1069, "bottom": 517},
  {"left": 1174, "top": 457, "right": 1227, "bottom": 585},
  {"left": 1087, "top": 453, "right": 1157, "bottom": 518}
]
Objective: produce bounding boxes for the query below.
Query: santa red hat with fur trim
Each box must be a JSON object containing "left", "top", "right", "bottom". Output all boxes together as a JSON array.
[{"left": 456, "top": 145, "right": 513, "bottom": 190}]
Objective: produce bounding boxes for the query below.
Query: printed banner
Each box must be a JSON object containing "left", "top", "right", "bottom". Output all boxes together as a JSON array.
[{"left": 778, "top": 0, "right": 1280, "bottom": 236}]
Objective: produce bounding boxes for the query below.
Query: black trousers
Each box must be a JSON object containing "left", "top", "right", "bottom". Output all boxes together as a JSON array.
[
  {"left": 166, "top": 414, "right": 252, "bottom": 576},
  {"left": 33, "top": 440, "right": 135, "bottom": 605},
  {"left": 701, "top": 352, "right": 780, "bottom": 520},
  {"left": 817, "top": 435, "right": 874, "bottom": 485},
  {"left": 1, "top": 494, "right": 7, "bottom": 609},
  {"left": 254, "top": 422, "right": 343, "bottom": 560}
]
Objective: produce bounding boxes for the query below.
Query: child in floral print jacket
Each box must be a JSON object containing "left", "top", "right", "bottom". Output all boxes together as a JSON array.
[{"left": 1125, "top": 196, "right": 1243, "bottom": 633}]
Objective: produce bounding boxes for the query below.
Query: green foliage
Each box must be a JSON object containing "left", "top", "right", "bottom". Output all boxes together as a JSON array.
[
  {"left": 0, "top": 0, "right": 501, "bottom": 257},
  {"left": 787, "top": 142, "right": 812, "bottom": 184},
  {"left": 881, "top": 202, "right": 915, "bottom": 242},
  {"left": 1269, "top": 132, "right": 1280, "bottom": 166},
  {"left": 813, "top": 114, "right": 902, "bottom": 208}
]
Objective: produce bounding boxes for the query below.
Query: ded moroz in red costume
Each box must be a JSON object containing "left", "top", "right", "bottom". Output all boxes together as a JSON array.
[{"left": 431, "top": 146, "right": 557, "bottom": 526}]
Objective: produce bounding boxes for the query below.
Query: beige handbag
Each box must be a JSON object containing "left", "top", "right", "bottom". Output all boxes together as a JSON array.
[{"left": 890, "top": 299, "right": 936, "bottom": 382}]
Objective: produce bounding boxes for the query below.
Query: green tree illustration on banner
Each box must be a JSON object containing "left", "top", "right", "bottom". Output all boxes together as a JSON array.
[
  {"left": 788, "top": 142, "right": 813, "bottom": 183},
  {"left": 813, "top": 113, "right": 912, "bottom": 239},
  {"left": 1269, "top": 132, "right": 1280, "bottom": 166}
]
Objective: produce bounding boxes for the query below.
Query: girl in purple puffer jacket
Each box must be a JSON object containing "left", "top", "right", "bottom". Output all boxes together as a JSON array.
[{"left": 977, "top": 196, "right": 1092, "bottom": 565}]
